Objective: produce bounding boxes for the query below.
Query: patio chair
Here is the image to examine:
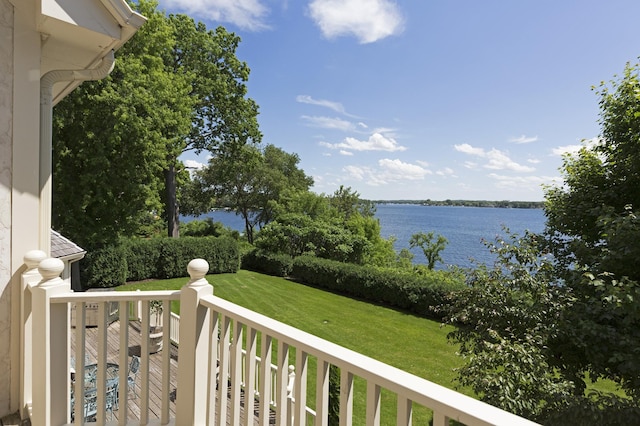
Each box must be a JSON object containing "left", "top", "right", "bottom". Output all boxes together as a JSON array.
[
  {"left": 127, "top": 355, "right": 140, "bottom": 398},
  {"left": 105, "top": 382, "right": 118, "bottom": 420}
]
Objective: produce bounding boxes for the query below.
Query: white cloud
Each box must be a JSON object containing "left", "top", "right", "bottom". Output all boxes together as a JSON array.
[
  {"left": 436, "top": 167, "right": 456, "bottom": 177},
  {"left": 343, "top": 159, "right": 430, "bottom": 186},
  {"left": 552, "top": 137, "right": 602, "bottom": 156},
  {"left": 552, "top": 144, "right": 581, "bottom": 156},
  {"left": 454, "top": 143, "right": 485, "bottom": 156},
  {"left": 488, "top": 173, "right": 560, "bottom": 191},
  {"left": 455, "top": 143, "right": 535, "bottom": 172},
  {"left": 321, "top": 132, "right": 406, "bottom": 152},
  {"left": 183, "top": 159, "right": 205, "bottom": 170},
  {"left": 344, "top": 165, "right": 369, "bottom": 181},
  {"left": 296, "top": 95, "right": 356, "bottom": 117},
  {"left": 163, "top": 0, "right": 270, "bottom": 30},
  {"left": 509, "top": 135, "right": 538, "bottom": 144},
  {"left": 378, "top": 158, "right": 431, "bottom": 180},
  {"left": 308, "top": 0, "right": 404, "bottom": 43},
  {"left": 339, "top": 150, "right": 353, "bottom": 156},
  {"left": 485, "top": 148, "right": 535, "bottom": 172},
  {"left": 302, "top": 115, "right": 355, "bottom": 131}
]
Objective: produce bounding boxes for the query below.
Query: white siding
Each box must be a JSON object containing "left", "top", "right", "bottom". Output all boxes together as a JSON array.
[{"left": 0, "top": 0, "right": 13, "bottom": 416}]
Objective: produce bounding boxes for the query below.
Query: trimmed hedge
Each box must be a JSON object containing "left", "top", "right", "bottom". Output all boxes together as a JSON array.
[
  {"left": 81, "top": 245, "right": 127, "bottom": 289},
  {"left": 290, "top": 255, "right": 465, "bottom": 320},
  {"left": 241, "top": 249, "right": 293, "bottom": 277},
  {"left": 82, "top": 236, "right": 240, "bottom": 288}
]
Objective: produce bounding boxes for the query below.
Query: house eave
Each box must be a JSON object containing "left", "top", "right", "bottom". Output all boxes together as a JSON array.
[{"left": 36, "top": 0, "right": 146, "bottom": 104}]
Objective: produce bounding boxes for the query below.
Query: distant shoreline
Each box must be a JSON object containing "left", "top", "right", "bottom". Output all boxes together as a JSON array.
[{"left": 371, "top": 200, "right": 544, "bottom": 209}]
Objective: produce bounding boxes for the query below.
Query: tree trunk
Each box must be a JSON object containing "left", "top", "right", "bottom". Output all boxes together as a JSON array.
[{"left": 165, "top": 164, "right": 180, "bottom": 238}]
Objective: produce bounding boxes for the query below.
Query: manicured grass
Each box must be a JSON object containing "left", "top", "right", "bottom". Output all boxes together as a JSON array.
[{"left": 119, "top": 270, "right": 467, "bottom": 423}]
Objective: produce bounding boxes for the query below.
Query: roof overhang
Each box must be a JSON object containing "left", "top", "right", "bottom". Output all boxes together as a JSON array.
[{"left": 36, "top": 0, "right": 146, "bottom": 104}]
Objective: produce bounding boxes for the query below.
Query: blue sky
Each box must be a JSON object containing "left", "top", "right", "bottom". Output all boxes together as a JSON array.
[{"left": 163, "top": 0, "right": 640, "bottom": 201}]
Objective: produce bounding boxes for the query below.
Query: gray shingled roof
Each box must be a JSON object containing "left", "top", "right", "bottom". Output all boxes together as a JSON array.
[{"left": 51, "top": 230, "right": 86, "bottom": 261}]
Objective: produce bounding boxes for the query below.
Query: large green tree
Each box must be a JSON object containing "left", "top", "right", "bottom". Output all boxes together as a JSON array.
[
  {"left": 52, "top": 1, "right": 193, "bottom": 247},
  {"left": 409, "top": 231, "right": 448, "bottom": 270},
  {"left": 445, "top": 231, "right": 574, "bottom": 421},
  {"left": 192, "top": 144, "right": 313, "bottom": 243},
  {"left": 256, "top": 187, "right": 396, "bottom": 265},
  {"left": 162, "top": 11, "right": 261, "bottom": 237},
  {"left": 544, "top": 62, "right": 640, "bottom": 397},
  {"left": 53, "top": 0, "right": 261, "bottom": 244},
  {"left": 445, "top": 62, "right": 640, "bottom": 424}
]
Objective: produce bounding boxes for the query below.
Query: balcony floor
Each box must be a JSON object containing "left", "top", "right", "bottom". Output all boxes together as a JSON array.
[{"left": 71, "top": 319, "right": 271, "bottom": 425}]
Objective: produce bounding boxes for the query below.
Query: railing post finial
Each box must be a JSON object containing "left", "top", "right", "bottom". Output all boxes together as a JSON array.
[
  {"left": 24, "top": 250, "right": 47, "bottom": 271},
  {"left": 37, "top": 258, "right": 64, "bottom": 286},
  {"left": 186, "top": 258, "right": 209, "bottom": 287}
]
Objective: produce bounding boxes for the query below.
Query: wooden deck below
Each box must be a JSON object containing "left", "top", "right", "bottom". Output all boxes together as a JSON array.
[{"left": 70, "top": 319, "right": 270, "bottom": 425}]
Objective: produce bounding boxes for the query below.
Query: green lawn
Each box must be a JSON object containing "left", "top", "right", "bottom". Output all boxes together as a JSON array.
[{"left": 119, "top": 269, "right": 467, "bottom": 423}]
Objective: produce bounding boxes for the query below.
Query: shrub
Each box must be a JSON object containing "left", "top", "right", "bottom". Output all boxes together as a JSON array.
[
  {"left": 121, "top": 239, "right": 161, "bottom": 282},
  {"left": 241, "top": 249, "right": 293, "bottom": 277},
  {"left": 290, "top": 255, "right": 465, "bottom": 320},
  {"left": 81, "top": 245, "right": 127, "bottom": 288},
  {"left": 81, "top": 236, "right": 240, "bottom": 288}
]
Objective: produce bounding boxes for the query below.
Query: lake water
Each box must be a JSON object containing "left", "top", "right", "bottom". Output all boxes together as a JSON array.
[
  {"left": 184, "top": 204, "right": 546, "bottom": 269},
  {"left": 375, "top": 204, "right": 545, "bottom": 269}
]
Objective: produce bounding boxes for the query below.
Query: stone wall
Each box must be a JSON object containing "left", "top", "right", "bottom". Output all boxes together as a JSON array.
[{"left": 0, "top": 0, "right": 13, "bottom": 416}]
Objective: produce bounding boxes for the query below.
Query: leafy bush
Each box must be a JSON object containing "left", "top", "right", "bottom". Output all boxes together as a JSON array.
[
  {"left": 181, "top": 217, "right": 240, "bottom": 239},
  {"left": 121, "top": 238, "right": 161, "bottom": 282},
  {"left": 290, "top": 255, "right": 465, "bottom": 320},
  {"left": 543, "top": 391, "right": 640, "bottom": 425},
  {"left": 81, "top": 245, "right": 127, "bottom": 288},
  {"left": 241, "top": 249, "right": 293, "bottom": 277},
  {"left": 81, "top": 236, "right": 239, "bottom": 288}
]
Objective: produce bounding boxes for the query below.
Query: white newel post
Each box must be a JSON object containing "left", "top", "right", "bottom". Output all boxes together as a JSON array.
[
  {"left": 31, "top": 258, "right": 70, "bottom": 426},
  {"left": 20, "top": 250, "right": 46, "bottom": 419},
  {"left": 176, "top": 259, "right": 212, "bottom": 425}
]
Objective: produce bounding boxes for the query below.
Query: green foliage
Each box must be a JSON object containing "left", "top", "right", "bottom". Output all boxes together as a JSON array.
[
  {"left": 396, "top": 247, "right": 414, "bottom": 269},
  {"left": 241, "top": 249, "right": 293, "bottom": 277},
  {"left": 542, "top": 390, "right": 640, "bottom": 426},
  {"left": 444, "top": 230, "right": 575, "bottom": 421},
  {"left": 256, "top": 188, "right": 395, "bottom": 266},
  {"left": 193, "top": 144, "right": 313, "bottom": 243},
  {"left": 121, "top": 238, "right": 162, "bottom": 282},
  {"left": 329, "top": 185, "right": 376, "bottom": 220},
  {"left": 81, "top": 245, "right": 128, "bottom": 288},
  {"left": 409, "top": 231, "right": 448, "bottom": 270},
  {"left": 53, "top": 0, "right": 262, "bottom": 241},
  {"left": 328, "top": 365, "right": 340, "bottom": 426},
  {"left": 155, "top": 237, "right": 239, "bottom": 278},
  {"left": 290, "top": 255, "right": 465, "bottom": 320},
  {"left": 53, "top": 0, "right": 195, "bottom": 247},
  {"left": 181, "top": 217, "right": 240, "bottom": 239},
  {"left": 81, "top": 236, "right": 239, "bottom": 288},
  {"left": 255, "top": 213, "right": 370, "bottom": 264},
  {"left": 544, "top": 61, "right": 640, "bottom": 398}
]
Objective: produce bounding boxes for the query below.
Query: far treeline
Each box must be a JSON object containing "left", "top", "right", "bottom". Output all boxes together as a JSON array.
[{"left": 374, "top": 199, "right": 544, "bottom": 209}]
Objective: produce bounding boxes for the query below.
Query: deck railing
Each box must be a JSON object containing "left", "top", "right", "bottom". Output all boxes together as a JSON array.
[{"left": 21, "top": 252, "right": 539, "bottom": 425}]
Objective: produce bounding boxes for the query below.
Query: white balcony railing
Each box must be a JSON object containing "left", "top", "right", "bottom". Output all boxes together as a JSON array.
[{"left": 20, "top": 251, "right": 539, "bottom": 426}]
